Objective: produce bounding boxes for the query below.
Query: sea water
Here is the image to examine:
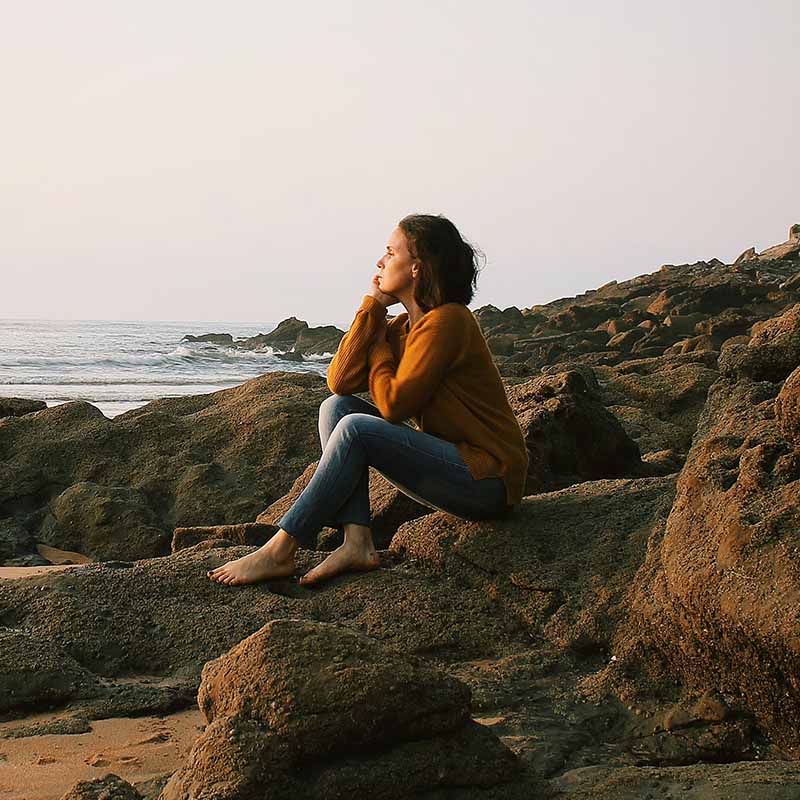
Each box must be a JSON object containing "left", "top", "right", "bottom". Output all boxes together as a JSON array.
[{"left": 0, "top": 319, "right": 340, "bottom": 418}]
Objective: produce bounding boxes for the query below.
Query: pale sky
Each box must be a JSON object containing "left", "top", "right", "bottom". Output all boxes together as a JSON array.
[{"left": 2, "top": 1, "right": 798, "bottom": 327}]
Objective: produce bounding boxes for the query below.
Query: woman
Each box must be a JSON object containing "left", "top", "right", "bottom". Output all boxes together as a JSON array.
[{"left": 207, "top": 214, "right": 529, "bottom": 587}]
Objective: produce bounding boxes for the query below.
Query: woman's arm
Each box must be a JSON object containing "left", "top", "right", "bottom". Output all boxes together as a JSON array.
[
  {"left": 327, "top": 295, "right": 389, "bottom": 395},
  {"left": 367, "top": 304, "right": 469, "bottom": 423}
]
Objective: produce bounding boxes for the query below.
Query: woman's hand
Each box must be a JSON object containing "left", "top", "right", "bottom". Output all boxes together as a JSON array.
[{"left": 367, "top": 274, "right": 399, "bottom": 309}]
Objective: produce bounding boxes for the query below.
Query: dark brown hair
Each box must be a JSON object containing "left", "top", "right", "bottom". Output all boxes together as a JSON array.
[{"left": 398, "top": 214, "right": 484, "bottom": 311}]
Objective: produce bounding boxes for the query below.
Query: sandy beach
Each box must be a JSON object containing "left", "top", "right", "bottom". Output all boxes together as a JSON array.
[{"left": 0, "top": 708, "right": 203, "bottom": 800}]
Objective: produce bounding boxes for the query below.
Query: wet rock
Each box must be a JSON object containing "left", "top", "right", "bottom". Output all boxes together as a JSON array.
[
  {"left": 274, "top": 349, "right": 304, "bottom": 362},
  {"left": 507, "top": 371, "right": 642, "bottom": 493},
  {"left": 181, "top": 333, "right": 233, "bottom": 345},
  {"left": 0, "top": 397, "right": 46, "bottom": 418},
  {"left": 161, "top": 619, "right": 518, "bottom": 800},
  {"left": 236, "top": 318, "right": 345, "bottom": 357},
  {"left": 0, "top": 628, "right": 96, "bottom": 713}
]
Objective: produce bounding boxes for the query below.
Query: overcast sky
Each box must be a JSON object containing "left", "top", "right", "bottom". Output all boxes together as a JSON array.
[{"left": 2, "top": 1, "right": 798, "bottom": 327}]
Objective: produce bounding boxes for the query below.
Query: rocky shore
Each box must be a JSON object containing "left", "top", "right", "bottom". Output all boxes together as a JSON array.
[{"left": 1, "top": 225, "right": 799, "bottom": 798}]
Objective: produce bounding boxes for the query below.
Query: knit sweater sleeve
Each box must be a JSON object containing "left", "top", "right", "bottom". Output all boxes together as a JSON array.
[
  {"left": 367, "top": 306, "right": 468, "bottom": 423},
  {"left": 326, "top": 296, "right": 388, "bottom": 395}
]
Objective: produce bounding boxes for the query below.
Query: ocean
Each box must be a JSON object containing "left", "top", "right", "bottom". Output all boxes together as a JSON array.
[{"left": 0, "top": 319, "right": 340, "bottom": 418}]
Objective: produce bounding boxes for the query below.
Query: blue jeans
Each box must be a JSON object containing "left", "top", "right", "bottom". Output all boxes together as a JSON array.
[{"left": 277, "top": 394, "right": 511, "bottom": 548}]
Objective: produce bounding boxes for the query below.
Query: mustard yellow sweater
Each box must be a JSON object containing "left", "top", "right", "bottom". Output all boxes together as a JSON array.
[{"left": 326, "top": 295, "right": 529, "bottom": 506}]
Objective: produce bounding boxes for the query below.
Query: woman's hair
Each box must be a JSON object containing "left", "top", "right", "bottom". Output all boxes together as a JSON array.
[{"left": 398, "top": 214, "right": 484, "bottom": 311}]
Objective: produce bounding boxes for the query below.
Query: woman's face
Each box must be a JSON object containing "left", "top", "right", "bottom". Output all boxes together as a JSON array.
[{"left": 376, "top": 227, "right": 418, "bottom": 296}]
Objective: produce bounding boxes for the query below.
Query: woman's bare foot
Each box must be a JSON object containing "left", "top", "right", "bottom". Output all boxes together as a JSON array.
[
  {"left": 207, "top": 530, "right": 297, "bottom": 586},
  {"left": 299, "top": 528, "right": 379, "bottom": 587}
]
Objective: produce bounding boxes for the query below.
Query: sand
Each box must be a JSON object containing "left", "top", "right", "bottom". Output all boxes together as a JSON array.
[
  {"left": 0, "top": 708, "right": 203, "bottom": 799},
  {"left": 0, "top": 545, "right": 92, "bottom": 582}
]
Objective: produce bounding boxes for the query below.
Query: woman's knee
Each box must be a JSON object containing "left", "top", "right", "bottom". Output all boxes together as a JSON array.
[{"left": 334, "top": 412, "right": 380, "bottom": 438}]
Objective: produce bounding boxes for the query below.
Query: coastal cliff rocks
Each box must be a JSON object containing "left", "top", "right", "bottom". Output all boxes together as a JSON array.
[
  {"left": 507, "top": 370, "right": 643, "bottom": 493},
  {"left": 0, "top": 397, "right": 46, "bottom": 418},
  {"left": 160, "top": 619, "right": 518, "bottom": 800},
  {"left": 596, "top": 303, "right": 800, "bottom": 751},
  {"left": 0, "top": 373, "right": 330, "bottom": 565},
  {"left": 489, "top": 226, "right": 799, "bottom": 385}
]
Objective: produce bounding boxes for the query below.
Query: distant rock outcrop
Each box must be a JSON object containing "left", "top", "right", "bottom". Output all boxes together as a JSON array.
[{"left": 181, "top": 332, "right": 234, "bottom": 345}]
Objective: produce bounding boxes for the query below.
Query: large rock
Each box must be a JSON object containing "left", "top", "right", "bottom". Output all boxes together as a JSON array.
[
  {"left": 0, "top": 373, "right": 329, "bottom": 561},
  {"left": 391, "top": 475, "right": 677, "bottom": 656},
  {"left": 507, "top": 370, "right": 643, "bottom": 493},
  {"left": 160, "top": 620, "right": 518, "bottom": 800},
  {"left": 40, "top": 482, "right": 168, "bottom": 561},
  {"left": 605, "top": 305, "right": 800, "bottom": 751}
]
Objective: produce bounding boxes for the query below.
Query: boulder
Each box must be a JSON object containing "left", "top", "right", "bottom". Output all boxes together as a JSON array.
[
  {"left": 0, "top": 628, "right": 97, "bottom": 713},
  {"left": 181, "top": 333, "right": 234, "bottom": 345},
  {"left": 552, "top": 303, "right": 621, "bottom": 333},
  {"left": 719, "top": 303, "right": 800, "bottom": 382},
  {"left": 506, "top": 371, "right": 642, "bottom": 494},
  {"left": 391, "top": 476, "right": 677, "bottom": 656},
  {"left": 60, "top": 774, "right": 141, "bottom": 800},
  {"left": 0, "top": 518, "right": 35, "bottom": 564},
  {"left": 39, "top": 482, "right": 168, "bottom": 561},
  {"left": 595, "top": 353, "right": 720, "bottom": 453},
  {"left": 160, "top": 620, "right": 518, "bottom": 799}
]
